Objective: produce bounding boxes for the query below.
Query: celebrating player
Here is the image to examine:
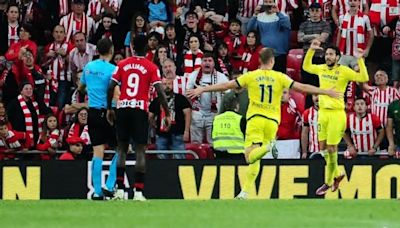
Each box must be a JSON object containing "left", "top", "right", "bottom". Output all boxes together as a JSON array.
[
  {"left": 106, "top": 35, "right": 171, "bottom": 201},
  {"left": 303, "top": 39, "right": 369, "bottom": 195},
  {"left": 187, "top": 47, "right": 340, "bottom": 199}
]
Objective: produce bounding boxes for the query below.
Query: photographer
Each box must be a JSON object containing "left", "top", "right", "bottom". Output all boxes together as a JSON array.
[{"left": 247, "top": 0, "right": 291, "bottom": 73}]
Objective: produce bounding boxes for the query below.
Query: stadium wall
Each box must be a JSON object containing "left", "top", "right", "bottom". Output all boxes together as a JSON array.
[{"left": 0, "top": 160, "right": 399, "bottom": 200}]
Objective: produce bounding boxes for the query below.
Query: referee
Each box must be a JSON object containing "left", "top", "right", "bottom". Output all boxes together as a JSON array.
[{"left": 79, "top": 38, "right": 118, "bottom": 200}]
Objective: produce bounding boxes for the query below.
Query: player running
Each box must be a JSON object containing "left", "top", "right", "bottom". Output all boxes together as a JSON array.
[
  {"left": 106, "top": 35, "right": 171, "bottom": 201},
  {"left": 303, "top": 40, "right": 369, "bottom": 195},
  {"left": 187, "top": 47, "right": 340, "bottom": 199}
]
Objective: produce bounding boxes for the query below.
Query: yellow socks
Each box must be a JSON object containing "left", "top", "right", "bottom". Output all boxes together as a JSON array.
[{"left": 242, "top": 160, "right": 260, "bottom": 193}]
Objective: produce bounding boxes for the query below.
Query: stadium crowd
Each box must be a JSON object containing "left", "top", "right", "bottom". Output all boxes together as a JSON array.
[{"left": 0, "top": 0, "right": 400, "bottom": 160}]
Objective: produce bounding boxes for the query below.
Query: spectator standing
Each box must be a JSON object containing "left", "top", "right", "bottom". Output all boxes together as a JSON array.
[
  {"left": 68, "top": 32, "right": 97, "bottom": 82},
  {"left": 299, "top": 2, "right": 331, "bottom": 87},
  {"left": 277, "top": 88, "right": 303, "bottom": 140},
  {"left": 301, "top": 94, "right": 320, "bottom": 159},
  {"left": 0, "top": 3, "right": 19, "bottom": 56},
  {"left": 59, "top": 0, "right": 96, "bottom": 42},
  {"left": 239, "top": 30, "right": 263, "bottom": 74},
  {"left": 247, "top": 0, "right": 291, "bottom": 73},
  {"left": 124, "top": 13, "right": 148, "bottom": 57},
  {"left": 149, "top": 78, "right": 191, "bottom": 159},
  {"left": 44, "top": 25, "right": 75, "bottom": 110},
  {"left": 187, "top": 53, "right": 229, "bottom": 143},
  {"left": 162, "top": 58, "right": 188, "bottom": 96},
  {"left": 183, "top": 34, "right": 203, "bottom": 76}
]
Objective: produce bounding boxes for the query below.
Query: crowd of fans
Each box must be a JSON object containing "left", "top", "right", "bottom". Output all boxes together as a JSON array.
[{"left": 0, "top": 0, "right": 400, "bottom": 160}]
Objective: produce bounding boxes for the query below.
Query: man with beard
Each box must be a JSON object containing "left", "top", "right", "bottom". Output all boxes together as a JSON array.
[
  {"left": 186, "top": 52, "right": 229, "bottom": 144},
  {"left": 149, "top": 78, "right": 191, "bottom": 159},
  {"left": 303, "top": 39, "right": 369, "bottom": 196}
]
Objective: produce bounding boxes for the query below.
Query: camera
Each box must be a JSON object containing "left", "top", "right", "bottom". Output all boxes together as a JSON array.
[{"left": 260, "top": 4, "right": 273, "bottom": 12}]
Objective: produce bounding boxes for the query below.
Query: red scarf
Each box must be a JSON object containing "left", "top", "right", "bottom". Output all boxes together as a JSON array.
[
  {"left": 48, "top": 42, "right": 70, "bottom": 82},
  {"left": 0, "top": 131, "right": 22, "bottom": 149},
  {"left": 217, "top": 58, "right": 229, "bottom": 76},
  {"left": 168, "top": 41, "right": 177, "bottom": 61},
  {"left": 66, "top": 13, "right": 88, "bottom": 42},
  {"left": 18, "top": 94, "right": 39, "bottom": 147},
  {"left": 68, "top": 123, "right": 90, "bottom": 145},
  {"left": 339, "top": 12, "right": 366, "bottom": 55},
  {"left": 184, "top": 50, "right": 203, "bottom": 74}
]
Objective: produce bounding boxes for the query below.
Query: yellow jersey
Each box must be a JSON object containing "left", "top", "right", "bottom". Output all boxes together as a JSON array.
[
  {"left": 236, "top": 69, "right": 294, "bottom": 124},
  {"left": 303, "top": 49, "right": 369, "bottom": 110}
]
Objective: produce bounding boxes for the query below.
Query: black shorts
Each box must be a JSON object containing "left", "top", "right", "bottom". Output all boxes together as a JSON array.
[
  {"left": 88, "top": 108, "right": 117, "bottom": 147},
  {"left": 116, "top": 108, "right": 149, "bottom": 144}
]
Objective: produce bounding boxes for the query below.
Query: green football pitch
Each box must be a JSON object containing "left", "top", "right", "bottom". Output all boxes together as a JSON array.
[{"left": 0, "top": 200, "right": 398, "bottom": 227}]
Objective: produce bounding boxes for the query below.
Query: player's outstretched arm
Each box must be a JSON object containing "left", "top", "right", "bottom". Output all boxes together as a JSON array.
[
  {"left": 352, "top": 48, "right": 369, "bottom": 83},
  {"left": 186, "top": 80, "right": 239, "bottom": 99},
  {"left": 292, "top": 82, "right": 341, "bottom": 98},
  {"left": 302, "top": 39, "right": 323, "bottom": 75}
]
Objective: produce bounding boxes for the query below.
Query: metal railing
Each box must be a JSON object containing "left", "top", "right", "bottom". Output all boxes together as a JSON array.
[
  {"left": 6, "top": 149, "right": 200, "bottom": 159},
  {"left": 309, "top": 150, "right": 390, "bottom": 159}
]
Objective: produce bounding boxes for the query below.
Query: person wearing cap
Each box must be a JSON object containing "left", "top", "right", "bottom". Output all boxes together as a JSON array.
[
  {"left": 59, "top": 0, "right": 96, "bottom": 42},
  {"left": 59, "top": 136, "right": 84, "bottom": 160},
  {"left": 298, "top": 2, "right": 331, "bottom": 92}
]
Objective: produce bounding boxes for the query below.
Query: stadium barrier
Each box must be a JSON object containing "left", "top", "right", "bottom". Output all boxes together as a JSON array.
[{"left": 0, "top": 159, "right": 399, "bottom": 200}]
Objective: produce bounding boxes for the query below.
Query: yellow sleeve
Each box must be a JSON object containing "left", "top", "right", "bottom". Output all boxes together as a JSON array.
[
  {"left": 302, "top": 49, "right": 321, "bottom": 75},
  {"left": 280, "top": 73, "right": 294, "bottom": 89},
  {"left": 236, "top": 71, "right": 251, "bottom": 88},
  {"left": 344, "top": 58, "right": 369, "bottom": 83}
]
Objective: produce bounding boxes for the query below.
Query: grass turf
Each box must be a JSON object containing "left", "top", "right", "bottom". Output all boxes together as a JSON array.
[{"left": 0, "top": 200, "right": 398, "bottom": 228}]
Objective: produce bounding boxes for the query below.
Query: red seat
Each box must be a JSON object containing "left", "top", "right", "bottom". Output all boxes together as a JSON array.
[
  {"left": 286, "top": 48, "right": 304, "bottom": 82},
  {"left": 185, "top": 143, "right": 214, "bottom": 159}
]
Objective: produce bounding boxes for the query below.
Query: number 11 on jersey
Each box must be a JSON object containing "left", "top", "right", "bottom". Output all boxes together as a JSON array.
[{"left": 259, "top": 84, "right": 272, "bottom": 103}]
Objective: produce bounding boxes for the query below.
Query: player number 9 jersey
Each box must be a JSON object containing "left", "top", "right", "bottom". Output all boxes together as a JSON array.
[{"left": 112, "top": 57, "right": 161, "bottom": 111}]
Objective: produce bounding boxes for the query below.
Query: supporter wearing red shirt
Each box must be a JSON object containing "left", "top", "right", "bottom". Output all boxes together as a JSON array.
[
  {"left": 277, "top": 89, "right": 304, "bottom": 140},
  {"left": 5, "top": 23, "right": 37, "bottom": 62},
  {"left": 239, "top": 30, "right": 263, "bottom": 73},
  {"left": 223, "top": 18, "right": 246, "bottom": 72},
  {"left": 59, "top": 136, "right": 84, "bottom": 160},
  {"left": 0, "top": 119, "right": 31, "bottom": 160}
]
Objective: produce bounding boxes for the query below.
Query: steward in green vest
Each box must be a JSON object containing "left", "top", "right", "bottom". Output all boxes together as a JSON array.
[{"left": 212, "top": 97, "right": 246, "bottom": 159}]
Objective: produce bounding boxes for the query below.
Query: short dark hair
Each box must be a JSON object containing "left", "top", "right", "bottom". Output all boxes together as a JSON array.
[
  {"left": 259, "top": 47, "right": 275, "bottom": 64},
  {"left": 185, "top": 10, "right": 198, "bottom": 19},
  {"left": 223, "top": 96, "right": 239, "bottom": 111},
  {"left": 229, "top": 18, "right": 242, "bottom": 26},
  {"left": 132, "top": 35, "right": 147, "bottom": 56},
  {"left": 325, "top": 45, "right": 341, "bottom": 57},
  {"left": 97, "top": 38, "right": 113, "bottom": 56},
  {"left": 6, "top": 3, "right": 18, "bottom": 13},
  {"left": 202, "top": 51, "right": 215, "bottom": 60},
  {"left": 354, "top": 96, "right": 367, "bottom": 103}
]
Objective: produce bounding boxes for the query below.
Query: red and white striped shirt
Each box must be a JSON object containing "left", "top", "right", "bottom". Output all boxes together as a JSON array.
[
  {"left": 173, "top": 75, "right": 188, "bottom": 96},
  {"left": 332, "top": 0, "right": 367, "bottom": 17},
  {"left": 238, "top": 0, "right": 260, "bottom": 18},
  {"left": 8, "top": 24, "right": 19, "bottom": 47},
  {"left": 338, "top": 12, "right": 371, "bottom": 56},
  {"left": 59, "top": 13, "right": 96, "bottom": 42},
  {"left": 302, "top": 107, "right": 319, "bottom": 153},
  {"left": 45, "top": 42, "right": 74, "bottom": 81},
  {"left": 368, "top": 86, "right": 400, "bottom": 126},
  {"left": 347, "top": 113, "right": 382, "bottom": 153},
  {"left": 87, "top": 0, "right": 119, "bottom": 17}
]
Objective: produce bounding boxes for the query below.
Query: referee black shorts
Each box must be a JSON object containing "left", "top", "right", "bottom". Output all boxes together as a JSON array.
[
  {"left": 116, "top": 108, "right": 148, "bottom": 145},
  {"left": 87, "top": 108, "right": 117, "bottom": 147}
]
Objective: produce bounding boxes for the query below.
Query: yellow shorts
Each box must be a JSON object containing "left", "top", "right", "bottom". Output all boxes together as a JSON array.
[
  {"left": 318, "top": 109, "right": 346, "bottom": 145},
  {"left": 245, "top": 116, "right": 278, "bottom": 148}
]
